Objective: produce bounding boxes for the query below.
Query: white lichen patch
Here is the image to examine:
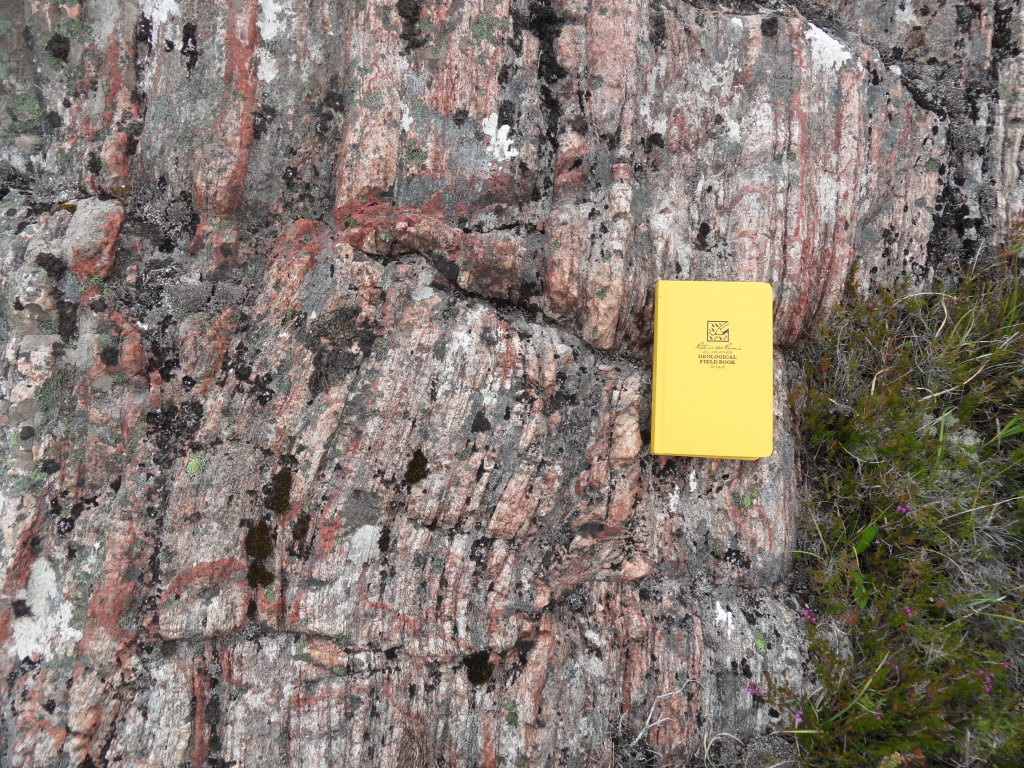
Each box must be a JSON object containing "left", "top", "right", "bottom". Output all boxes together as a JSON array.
[
  {"left": 11, "top": 559, "right": 82, "bottom": 660},
  {"left": 257, "top": 55, "right": 279, "bottom": 83},
  {"left": 139, "top": 0, "right": 181, "bottom": 30},
  {"left": 803, "top": 23, "right": 854, "bottom": 73},
  {"left": 715, "top": 600, "right": 735, "bottom": 638},
  {"left": 668, "top": 484, "right": 681, "bottom": 513},
  {"left": 346, "top": 525, "right": 382, "bottom": 567},
  {"left": 257, "top": 0, "right": 291, "bottom": 42},
  {"left": 481, "top": 113, "right": 519, "bottom": 161}
]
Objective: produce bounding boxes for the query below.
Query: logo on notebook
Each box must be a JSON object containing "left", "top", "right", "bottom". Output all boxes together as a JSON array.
[{"left": 707, "top": 320, "right": 730, "bottom": 342}]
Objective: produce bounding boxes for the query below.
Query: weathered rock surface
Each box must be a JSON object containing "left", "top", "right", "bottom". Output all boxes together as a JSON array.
[{"left": 0, "top": 0, "right": 1020, "bottom": 766}]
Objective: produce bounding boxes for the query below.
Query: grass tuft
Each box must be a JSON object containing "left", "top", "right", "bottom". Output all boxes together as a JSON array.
[{"left": 786, "top": 222, "right": 1024, "bottom": 766}]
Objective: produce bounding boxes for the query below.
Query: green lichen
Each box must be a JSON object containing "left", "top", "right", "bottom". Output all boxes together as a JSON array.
[
  {"left": 405, "top": 144, "right": 428, "bottom": 165},
  {"left": 754, "top": 629, "right": 767, "bottom": 656},
  {"left": 362, "top": 90, "right": 384, "bottom": 111},
  {"left": 470, "top": 13, "right": 498, "bottom": 43},
  {"left": 35, "top": 368, "right": 80, "bottom": 430},
  {"left": 925, "top": 158, "right": 942, "bottom": 172},
  {"left": 185, "top": 452, "right": 206, "bottom": 477}
]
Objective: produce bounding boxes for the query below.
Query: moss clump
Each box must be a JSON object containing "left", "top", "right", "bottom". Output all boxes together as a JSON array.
[
  {"left": 263, "top": 467, "right": 293, "bottom": 513},
  {"left": 464, "top": 651, "right": 493, "bottom": 685},
  {"left": 247, "top": 560, "right": 274, "bottom": 588},
  {"left": 404, "top": 448, "right": 429, "bottom": 485},
  {"left": 788, "top": 225, "right": 1024, "bottom": 766},
  {"left": 244, "top": 519, "right": 275, "bottom": 561}
]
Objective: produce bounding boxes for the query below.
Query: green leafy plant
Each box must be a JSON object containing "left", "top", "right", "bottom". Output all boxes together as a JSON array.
[{"left": 789, "top": 222, "right": 1024, "bottom": 766}]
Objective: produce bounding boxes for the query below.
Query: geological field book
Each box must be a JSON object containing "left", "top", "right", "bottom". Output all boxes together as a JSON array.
[{"left": 651, "top": 280, "right": 774, "bottom": 460}]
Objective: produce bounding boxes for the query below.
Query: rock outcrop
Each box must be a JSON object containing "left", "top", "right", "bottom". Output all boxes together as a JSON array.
[{"left": 1, "top": 0, "right": 1020, "bottom": 766}]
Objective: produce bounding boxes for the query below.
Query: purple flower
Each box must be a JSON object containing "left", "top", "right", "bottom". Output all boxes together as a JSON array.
[
  {"left": 801, "top": 607, "right": 818, "bottom": 625},
  {"left": 902, "top": 605, "right": 913, "bottom": 618},
  {"left": 794, "top": 710, "right": 803, "bottom": 726},
  {"left": 746, "top": 681, "right": 765, "bottom": 697},
  {"left": 895, "top": 504, "right": 908, "bottom": 513}
]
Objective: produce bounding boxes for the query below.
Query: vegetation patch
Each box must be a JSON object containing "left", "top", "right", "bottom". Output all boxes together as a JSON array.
[
  {"left": 786, "top": 225, "right": 1024, "bottom": 766},
  {"left": 464, "top": 651, "right": 493, "bottom": 685},
  {"left": 185, "top": 451, "right": 205, "bottom": 477},
  {"left": 35, "top": 368, "right": 81, "bottom": 431},
  {"left": 404, "top": 448, "right": 429, "bottom": 485},
  {"left": 263, "top": 466, "right": 293, "bottom": 513}
]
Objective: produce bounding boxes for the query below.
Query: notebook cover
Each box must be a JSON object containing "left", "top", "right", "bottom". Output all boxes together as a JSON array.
[{"left": 650, "top": 280, "right": 774, "bottom": 460}]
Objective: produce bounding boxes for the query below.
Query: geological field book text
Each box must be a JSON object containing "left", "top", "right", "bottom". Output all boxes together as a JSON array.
[{"left": 651, "top": 280, "right": 774, "bottom": 460}]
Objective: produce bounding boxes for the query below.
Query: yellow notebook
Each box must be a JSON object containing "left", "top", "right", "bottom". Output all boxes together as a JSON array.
[{"left": 651, "top": 280, "right": 774, "bottom": 460}]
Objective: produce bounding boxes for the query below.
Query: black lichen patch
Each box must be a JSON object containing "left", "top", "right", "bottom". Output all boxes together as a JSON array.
[
  {"left": 244, "top": 519, "right": 275, "bottom": 560},
  {"left": 526, "top": 1, "right": 567, "bottom": 83},
  {"left": 471, "top": 410, "right": 491, "bottom": 433},
  {"left": 396, "top": 0, "right": 427, "bottom": 50},
  {"left": 298, "top": 306, "right": 377, "bottom": 397},
  {"left": 761, "top": 16, "right": 779, "bottom": 37},
  {"left": 56, "top": 300, "right": 77, "bottom": 341},
  {"left": 404, "top": 448, "right": 429, "bottom": 486},
  {"left": 314, "top": 76, "right": 346, "bottom": 135},
  {"left": 136, "top": 15, "right": 153, "bottom": 45},
  {"left": 247, "top": 560, "right": 274, "bottom": 587},
  {"left": 643, "top": 132, "right": 665, "bottom": 152},
  {"left": 45, "top": 33, "right": 71, "bottom": 62},
  {"left": 719, "top": 548, "right": 752, "bottom": 569},
  {"left": 99, "top": 344, "right": 120, "bottom": 366},
  {"left": 522, "top": 0, "right": 567, "bottom": 151},
  {"left": 695, "top": 221, "right": 712, "bottom": 251},
  {"left": 427, "top": 252, "right": 460, "bottom": 284},
  {"left": 469, "top": 535, "right": 494, "bottom": 569},
  {"left": 464, "top": 651, "right": 493, "bottom": 685},
  {"left": 378, "top": 525, "right": 391, "bottom": 553},
  {"left": 263, "top": 467, "right": 293, "bottom": 513},
  {"left": 19, "top": 426, "right": 35, "bottom": 440},
  {"left": 648, "top": 1, "right": 666, "bottom": 47},
  {"left": 252, "top": 103, "right": 278, "bottom": 141},
  {"left": 35, "top": 252, "right": 66, "bottom": 279},
  {"left": 12, "top": 600, "right": 31, "bottom": 618},
  {"left": 182, "top": 22, "right": 199, "bottom": 73},
  {"left": 145, "top": 400, "right": 204, "bottom": 465},
  {"left": 289, "top": 513, "right": 311, "bottom": 558}
]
